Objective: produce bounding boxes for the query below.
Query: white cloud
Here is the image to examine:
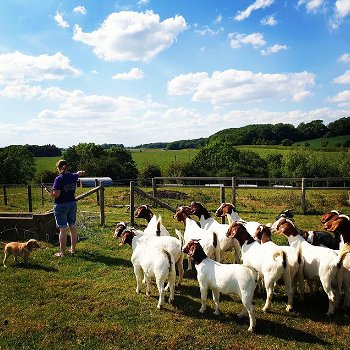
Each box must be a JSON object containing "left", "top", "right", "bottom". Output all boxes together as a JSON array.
[
  {"left": 229, "top": 32, "right": 266, "bottom": 49},
  {"left": 167, "top": 69, "right": 315, "bottom": 105},
  {"left": 54, "top": 11, "right": 69, "bottom": 28},
  {"left": 333, "top": 70, "right": 350, "bottom": 84},
  {"left": 0, "top": 85, "right": 71, "bottom": 100},
  {"left": 0, "top": 51, "right": 80, "bottom": 85},
  {"left": 73, "top": 11, "right": 187, "bottom": 62},
  {"left": 335, "top": 0, "right": 350, "bottom": 18},
  {"left": 261, "top": 44, "right": 288, "bottom": 56},
  {"left": 112, "top": 67, "right": 144, "bottom": 80},
  {"left": 167, "top": 72, "right": 209, "bottom": 95},
  {"left": 195, "top": 26, "right": 224, "bottom": 36},
  {"left": 327, "top": 90, "right": 350, "bottom": 106},
  {"left": 214, "top": 15, "right": 222, "bottom": 24},
  {"left": 234, "top": 0, "right": 274, "bottom": 21},
  {"left": 338, "top": 53, "right": 350, "bottom": 63},
  {"left": 260, "top": 14, "right": 278, "bottom": 26},
  {"left": 298, "top": 0, "right": 325, "bottom": 13},
  {"left": 260, "top": 15, "right": 278, "bottom": 27},
  {"left": 138, "top": 0, "right": 149, "bottom": 5},
  {"left": 73, "top": 6, "right": 87, "bottom": 15}
]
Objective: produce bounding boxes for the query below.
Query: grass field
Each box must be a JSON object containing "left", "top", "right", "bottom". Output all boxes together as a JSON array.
[
  {"left": 0, "top": 185, "right": 350, "bottom": 349},
  {"left": 34, "top": 142, "right": 349, "bottom": 178}
]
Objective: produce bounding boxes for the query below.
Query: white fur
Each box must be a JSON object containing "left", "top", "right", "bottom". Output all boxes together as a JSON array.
[
  {"left": 143, "top": 215, "right": 170, "bottom": 236},
  {"left": 181, "top": 213, "right": 221, "bottom": 271},
  {"left": 193, "top": 205, "right": 242, "bottom": 264},
  {"left": 194, "top": 253, "right": 257, "bottom": 331},
  {"left": 128, "top": 228, "right": 184, "bottom": 287},
  {"left": 271, "top": 217, "right": 343, "bottom": 315},
  {"left": 131, "top": 244, "right": 176, "bottom": 309}
]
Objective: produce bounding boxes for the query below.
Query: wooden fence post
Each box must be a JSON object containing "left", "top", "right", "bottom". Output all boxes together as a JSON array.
[
  {"left": 301, "top": 178, "right": 306, "bottom": 214},
  {"left": 27, "top": 185, "right": 33, "bottom": 213},
  {"left": 231, "top": 176, "right": 236, "bottom": 207},
  {"left": 220, "top": 185, "right": 225, "bottom": 224},
  {"left": 95, "top": 179, "right": 100, "bottom": 205},
  {"left": 3, "top": 185, "right": 7, "bottom": 206},
  {"left": 152, "top": 178, "right": 157, "bottom": 207},
  {"left": 130, "top": 181, "right": 135, "bottom": 227},
  {"left": 99, "top": 182, "right": 105, "bottom": 226}
]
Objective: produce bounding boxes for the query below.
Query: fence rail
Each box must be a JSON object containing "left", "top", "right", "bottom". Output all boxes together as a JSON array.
[{"left": 151, "top": 176, "right": 350, "bottom": 214}]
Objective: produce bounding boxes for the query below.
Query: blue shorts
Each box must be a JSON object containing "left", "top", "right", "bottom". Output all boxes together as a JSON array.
[{"left": 54, "top": 201, "right": 77, "bottom": 228}]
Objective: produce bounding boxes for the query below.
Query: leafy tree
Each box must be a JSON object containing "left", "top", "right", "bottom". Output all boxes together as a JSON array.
[
  {"left": 338, "top": 150, "right": 350, "bottom": 177},
  {"left": 297, "top": 120, "right": 327, "bottom": 140},
  {"left": 327, "top": 117, "right": 350, "bottom": 136},
  {"left": 166, "top": 160, "right": 189, "bottom": 177},
  {"left": 0, "top": 145, "right": 36, "bottom": 184},
  {"left": 139, "top": 164, "right": 162, "bottom": 185},
  {"left": 62, "top": 143, "right": 138, "bottom": 180},
  {"left": 281, "top": 150, "right": 335, "bottom": 178},
  {"left": 33, "top": 170, "right": 57, "bottom": 184},
  {"left": 25, "top": 144, "right": 61, "bottom": 157},
  {"left": 266, "top": 154, "right": 283, "bottom": 178},
  {"left": 281, "top": 139, "right": 293, "bottom": 146},
  {"left": 187, "top": 141, "right": 268, "bottom": 177},
  {"left": 281, "top": 150, "right": 309, "bottom": 177},
  {"left": 343, "top": 140, "right": 350, "bottom": 148}
]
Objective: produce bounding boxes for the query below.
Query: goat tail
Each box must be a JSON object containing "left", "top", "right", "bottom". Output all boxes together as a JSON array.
[
  {"left": 163, "top": 249, "right": 173, "bottom": 273},
  {"left": 156, "top": 216, "right": 162, "bottom": 236},
  {"left": 296, "top": 241, "right": 302, "bottom": 264},
  {"left": 174, "top": 229, "right": 184, "bottom": 245},
  {"left": 213, "top": 231, "right": 221, "bottom": 262},
  {"left": 272, "top": 250, "right": 287, "bottom": 268}
]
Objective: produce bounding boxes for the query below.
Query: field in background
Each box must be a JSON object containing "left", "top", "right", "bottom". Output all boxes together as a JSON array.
[
  {"left": 34, "top": 143, "right": 349, "bottom": 178},
  {"left": 294, "top": 134, "right": 350, "bottom": 147}
]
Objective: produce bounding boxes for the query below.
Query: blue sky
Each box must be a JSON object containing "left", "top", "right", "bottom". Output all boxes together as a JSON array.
[{"left": 0, "top": 0, "right": 350, "bottom": 148}]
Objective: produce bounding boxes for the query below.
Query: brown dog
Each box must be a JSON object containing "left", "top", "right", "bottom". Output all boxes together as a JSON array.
[{"left": 3, "top": 239, "right": 40, "bottom": 267}]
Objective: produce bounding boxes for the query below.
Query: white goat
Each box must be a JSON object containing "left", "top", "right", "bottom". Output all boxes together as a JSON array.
[
  {"left": 183, "top": 239, "right": 257, "bottom": 332},
  {"left": 118, "top": 219, "right": 184, "bottom": 287},
  {"left": 174, "top": 206, "right": 221, "bottom": 271},
  {"left": 323, "top": 214, "right": 350, "bottom": 309},
  {"left": 190, "top": 201, "right": 241, "bottom": 263},
  {"left": 255, "top": 224, "right": 304, "bottom": 301},
  {"left": 216, "top": 203, "right": 261, "bottom": 237},
  {"left": 131, "top": 242, "right": 176, "bottom": 309},
  {"left": 227, "top": 221, "right": 292, "bottom": 312},
  {"left": 271, "top": 217, "right": 343, "bottom": 315}
]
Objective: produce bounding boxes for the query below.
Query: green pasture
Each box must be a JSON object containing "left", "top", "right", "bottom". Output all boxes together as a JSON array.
[
  {"left": 34, "top": 143, "right": 349, "bottom": 178},
  {"left": 0, "top": 185, "right": 350, "bottom": 349},
  {"left": 129, "top": 148, "right": 198, "bottom": 171},
  {"left": 294, "top": 135, "right": 350, "bottom": 147}
]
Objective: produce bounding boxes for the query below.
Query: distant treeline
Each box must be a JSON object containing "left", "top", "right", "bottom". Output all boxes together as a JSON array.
[
  {"left": 208, "top": 117, "right": 350, "bottom": 146},
  {"left": 25, "top": 144, "right": 62, "bottom": 157},
  {"left": 134, "top": 138, "right": 207, "bottom": 150},
  {"left": 133, "top": 117, "right": 350, "bottom": 149}
]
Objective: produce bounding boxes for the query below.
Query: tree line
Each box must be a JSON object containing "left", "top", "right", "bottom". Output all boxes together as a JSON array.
[
  {"left": 0, "top": 117, "right": 349, "bottom": 184},
  {"left": 133, "top": 117, "right": 350, "bottom": 149}
]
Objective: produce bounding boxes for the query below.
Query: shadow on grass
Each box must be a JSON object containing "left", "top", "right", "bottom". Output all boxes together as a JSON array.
[
  {"left": 164, "top": 282, "right": 330, "bottom": 347},
  {"left": 76, "top": 250, "right": 132, "bottom": 267},
  {"left": 11, "top": 262, "right": 58, "bottom": 272}
]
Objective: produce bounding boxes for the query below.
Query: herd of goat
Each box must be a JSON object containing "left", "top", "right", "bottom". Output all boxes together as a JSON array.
[{"left": 114, "top": 202, "right": 350, "bottom": 332}]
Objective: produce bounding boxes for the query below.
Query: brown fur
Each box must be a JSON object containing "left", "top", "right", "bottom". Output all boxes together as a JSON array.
[{"left": 3, "top": 239, "right": 40, "bottom": 267}]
